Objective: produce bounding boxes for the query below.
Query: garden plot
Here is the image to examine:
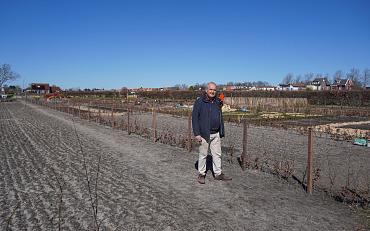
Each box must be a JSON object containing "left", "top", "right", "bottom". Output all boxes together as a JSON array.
[{"left": 0, "top": 101, "right": 367, "bottom": 230}]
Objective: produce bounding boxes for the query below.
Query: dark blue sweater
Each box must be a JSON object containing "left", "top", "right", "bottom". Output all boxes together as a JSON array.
[{"left": 192, "top": 93, "right": 225, "bottom": 142}]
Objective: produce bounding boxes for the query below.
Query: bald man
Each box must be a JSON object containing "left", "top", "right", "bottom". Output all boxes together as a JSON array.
[{"left": 192, "top": 82, "right": 232, "bottom": 184}]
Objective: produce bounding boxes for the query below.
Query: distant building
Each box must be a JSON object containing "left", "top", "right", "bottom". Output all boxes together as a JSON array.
[
  {"left": 224, "top": 85, "right": 236, "bottom": 91},
  {"left": 278, "top": 83, "right": 306, "bottom": 91},
  {"left": 3, "top": 85, "right": 21, "bottom": 94},
  {"left": 278, "top": 84, "right": 293, "bottom": 91},
  {"left": 49, "top": 85, "right": 61, "bottom": 93},
  {"left": 128, "top": 91, "right": 138, "bottom": 98},
  {"left": 307, "top": 78, "right": 330, "bottom": 91},
  {"left": 234, "top": 86, "right": 249, "bottom": 91},
  {"left": 31, "top": 83, "right": 50, "bottom": 94},
  {"left": 249, "top": 86, "right": 276, "bottom": 91},
  {"left": 330, "top": 79, "right": 354, "bottom": 91},
  {"left": 291, "top": 83, "right": 306, "bottom": 90},
  {"left": 30, "top": 83, "right": 62, "bottom": 94}
]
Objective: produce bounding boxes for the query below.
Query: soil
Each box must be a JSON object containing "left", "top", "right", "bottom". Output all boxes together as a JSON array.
[
  {"left": 0, "top": 101, "right": 368, "bottom": 230},
  {"left": 340, "top": 123, "right": 370, "bottom": 130},
  {"left": 279, "top": 115, "right": 368, "bottom": 127}
]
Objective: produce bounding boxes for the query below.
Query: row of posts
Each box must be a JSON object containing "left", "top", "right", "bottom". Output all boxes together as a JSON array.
[
  {"left": 35, "top": 98, "right": 194, "bottom": 152},
  {"left": 240, "top": 120, "right": 314, "bottom": 194},
  {"left": 33, "top": 98, "right": 315, "bottom": 194}
]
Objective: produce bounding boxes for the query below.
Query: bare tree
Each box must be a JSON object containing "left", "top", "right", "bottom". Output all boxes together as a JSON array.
[
  {"left": 361, "top": 68, "right": 370, "bottom": 88},
  {"left": 347, "top": 68, "right": 361, "bottom": 87},
  {"left": 119, "top": 87, "right": 129, "bottom": 99},
  {"left": 181, "top": 84, "right": 188, "bottom": 90},
  {"left": 304, "top": 73, "right": 314, "bottom": 84},
  {"left": 333, "top": 70, "right": 344, "bottom": 83},
  {"left": 282, "top": 73, "right": 294, "bottom": 84},
  {"left": 193, "top": 82, "right": 206, "bottom": 90},
  {"left": 314, "top": 73, "right": 323, "bottom": 79},
  {"left": 294, "top": 75, "right": 302, "bottom": 83},
  {"left": 0, "top": 64, "right": 20, "bottom": 89}
]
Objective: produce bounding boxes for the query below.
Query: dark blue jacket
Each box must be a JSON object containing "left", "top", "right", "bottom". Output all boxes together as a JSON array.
[{"left": 192, "top": 93, "right": 225, "bottom": 143}]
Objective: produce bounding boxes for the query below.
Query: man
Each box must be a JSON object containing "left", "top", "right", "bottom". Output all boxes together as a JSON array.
[{"left": 192, "top": 82, "right": 232, "bottom": 184}]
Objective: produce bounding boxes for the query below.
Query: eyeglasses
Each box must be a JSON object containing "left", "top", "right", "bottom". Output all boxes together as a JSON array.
[{"left": 208, "top": 89, "right": 217, "bottom": 91}]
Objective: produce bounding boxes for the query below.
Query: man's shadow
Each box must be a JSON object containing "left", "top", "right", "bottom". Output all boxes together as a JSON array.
[{"left": 194, "top": 155, "right": 215, "bottom": 177}]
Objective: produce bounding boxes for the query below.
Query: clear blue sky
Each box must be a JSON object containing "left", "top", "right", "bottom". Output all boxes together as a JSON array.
[{"left": 1, "top": 0, "right": 369, "bottom": 89}]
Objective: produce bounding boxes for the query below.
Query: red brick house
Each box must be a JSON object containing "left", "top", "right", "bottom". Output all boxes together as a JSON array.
[{"left": 330, "top": 79, "right": 354, "bottom": 91}]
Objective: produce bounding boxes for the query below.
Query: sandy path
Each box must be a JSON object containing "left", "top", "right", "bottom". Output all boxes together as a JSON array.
[{"left": 0, "top": 101, "right": 366, "bottom": 230}]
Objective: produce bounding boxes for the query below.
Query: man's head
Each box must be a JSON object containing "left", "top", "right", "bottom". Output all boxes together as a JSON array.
[{"left": 206, "top": 82, "right": 217, "bottom": 98}]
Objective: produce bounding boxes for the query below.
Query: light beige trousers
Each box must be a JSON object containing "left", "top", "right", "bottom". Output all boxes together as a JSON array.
[{"left": 198, "top": 132, "right": 222, "bottom": 176}]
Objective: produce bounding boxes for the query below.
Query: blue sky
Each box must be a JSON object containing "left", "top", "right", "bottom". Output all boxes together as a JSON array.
[{"left": 1, "top": 0, "right": 369, "bottom": 89}]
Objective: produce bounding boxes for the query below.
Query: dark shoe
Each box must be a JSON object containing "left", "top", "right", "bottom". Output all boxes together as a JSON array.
[
  {"left": 197, "top": 174, "right": 205, "bottom": 184},
  {"left": 215, "top": 173, "right": 232, "bottom": 181}
]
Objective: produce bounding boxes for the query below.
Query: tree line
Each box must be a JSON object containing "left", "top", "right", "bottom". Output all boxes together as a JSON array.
[{"left": 281, "top": 68, "right": 370, "bottom": 88}]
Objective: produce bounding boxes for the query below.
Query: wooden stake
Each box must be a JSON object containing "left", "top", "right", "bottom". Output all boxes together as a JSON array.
[
  {"left": 88, "top": 101, "right": 91, "bottom": 121},
  {"left": 307, "top": 128, "right": 314, "bottom": 194},
  {"left": 111, "top": 103, "right": 115, "bottom": 128},
  {"left": 152, "top": 108, "right": 157, "bottom": 142},
  {"left": 127, "top": 106, "right": 131, "bottom": 135},
  {"left": 241, "top": 120, "right": 248, "bottom": 170},
  {"left": 187, "top": 112, "right": 192, "bottom": 152}
]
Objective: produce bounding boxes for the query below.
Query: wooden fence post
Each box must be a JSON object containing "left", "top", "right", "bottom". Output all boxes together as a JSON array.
[
  {"left": 307, "top": 128, "right": 314, "bottom": 194},
  {"left": 98, "top": 105, "right": 101, "bottom": 124},
  {"left": 152, "top": 108, "right": 157, "bottom": 142},
  {"left": 72, "top": 102, "right": 74, "bottom": 116},
  {"left": 88, "top": 101, "right": 91, "bottom": 121},
  {"left": 187, "top": 112, "right": 192, "bottom": 152},
  {"left": 121, "top": 101, "right": 124, "bottom": 130},
  {"left": 68, "top": 101, "right": 70, "bottom": 114},
  {"left": 241, "top": 120, "right": 248, "bottom": 170},
  {"left": 127, "top": 106, "right": 131, "bottom": 135},
  {"left": 111, "top": 103, "right": 115, "bottom": 128}
]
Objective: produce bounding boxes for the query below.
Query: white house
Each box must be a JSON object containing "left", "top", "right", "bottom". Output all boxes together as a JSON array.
[
  {"left": 307, "top": 78, "right": 330, "bottom": 91},
  {"left": 278, "top": 83, "right": 305, "bottom": 91}
]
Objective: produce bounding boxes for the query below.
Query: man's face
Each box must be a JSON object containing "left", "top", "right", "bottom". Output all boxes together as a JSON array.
[{"left": 206, "top": 83, "right": 217, "bottom": 98}]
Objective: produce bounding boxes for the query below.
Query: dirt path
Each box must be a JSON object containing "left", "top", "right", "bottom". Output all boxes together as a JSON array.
[{"left": 0, "top": 101, "right": 367, "bottom": 230}]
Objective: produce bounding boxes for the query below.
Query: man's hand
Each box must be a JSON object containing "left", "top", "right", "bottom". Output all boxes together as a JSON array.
[{"left": 194, "top": 135, "right": 202, "bottom": 143}]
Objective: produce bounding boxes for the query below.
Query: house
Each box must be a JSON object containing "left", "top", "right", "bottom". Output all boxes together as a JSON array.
[
  {"left": 224, "top": 85, "right": 236, "bottom": 91},
  {"left": 31, "top": 83, "right": 50, "bottom": 94},
  {"left": 330, "top": 79, "right": 354, "bottom": 91},
  {"left": 307, "top": 78, "right": 330, "bottom": 91},
  {"left": 234, "top": 85, "right": 250, "bottom": 91},
  {"left": 49, "top": 85, "right": 61, "bottom": 93},
  {"left": 278, "top": 83, "right": 304, "bottom": 91},
  {"left": 4, "top": 85, "right": 21, "bottom": 94},
  {"left": 291, "top": 83, "right": 307, "bottom": 90},
  {"left": 249, "top": 86, "right": 276, "bottom": 91}
]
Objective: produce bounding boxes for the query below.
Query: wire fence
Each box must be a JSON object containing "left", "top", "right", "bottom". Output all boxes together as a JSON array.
[{"left": 26, "top": 97, "right": 370, "bottom": 206}]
